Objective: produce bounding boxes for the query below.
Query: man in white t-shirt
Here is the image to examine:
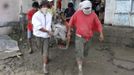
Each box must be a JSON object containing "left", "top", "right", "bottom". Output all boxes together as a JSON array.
[{"left": 32, "top": 1, "right": 53, "bottom": 74}]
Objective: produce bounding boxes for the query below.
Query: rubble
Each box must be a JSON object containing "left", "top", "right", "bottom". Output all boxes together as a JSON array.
[
  {"left": 113, "top": 59, "right": 134, "bottom": 70},
  {"left": 0, "top": 35, "right": 21, "bottom": 59}
]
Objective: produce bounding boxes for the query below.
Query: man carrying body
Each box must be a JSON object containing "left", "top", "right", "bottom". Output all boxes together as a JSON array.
[
  {"left": 32, "top": 1, "right": 53, "bottom": 74},
  {"left": 67, "top": 0, "right": 104, "bottom": 72}
]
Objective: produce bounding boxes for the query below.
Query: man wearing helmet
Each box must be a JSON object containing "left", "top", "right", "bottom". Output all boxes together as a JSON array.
[{"left": 67, "top": 0, "right": 104, "bottom": 72}]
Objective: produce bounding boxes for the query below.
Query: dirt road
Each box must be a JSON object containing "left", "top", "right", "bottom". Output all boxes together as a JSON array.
[{"left": 0, "top": 26, "right": 134, "bottom": 75}]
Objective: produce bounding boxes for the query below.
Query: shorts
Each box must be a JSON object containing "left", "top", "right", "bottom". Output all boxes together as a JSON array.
[
  {"left": 75, "top": 35, "right": 92, "bottom": 60},
  {"left": 35, "top": 37, "right": 49, "bottom": 57},
  {"left": 27, "top": 30, "right": 32, "bottom": 39}
]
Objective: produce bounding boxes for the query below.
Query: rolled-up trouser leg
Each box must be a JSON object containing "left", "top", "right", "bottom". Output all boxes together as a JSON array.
[
  {"left": 75, "top": 36, "right": 85, "bottom": 61},
  {"left": 35, "top": 37, "right": 49, "bottom": 62},
  {"left": 84, "top": 39, "right": 92, "bottom": 57},
  {"left": 75, "top": 35, "right": 92, "bottom": 59},
  {"left": 42, "top": 38, "right": 49, "bottom": 57},
  {"left": 35, "top": 37, "right": 42, "bottom": 49}
]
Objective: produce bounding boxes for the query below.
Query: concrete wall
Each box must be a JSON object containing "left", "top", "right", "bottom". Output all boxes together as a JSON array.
[
  {"left": 0, "top": 0, "right": 19, "bottom": 26},
  {"left": 104, "top": 0, "right": 115, "bottom": 25},
  {"left": 104, "top": 0, "right": 134, "bottom": 27},
  {"left": 0, "top": 0, "right": 42, "bottom": 26},
  {"left": 103, "top": 26, "right": 134, "bottom": 47},
  {"left": 21, "top": 0, "right": 42, "bottom": 13},
  {"left": 0, "top": 0, "right": 42, "bottom": 35}
]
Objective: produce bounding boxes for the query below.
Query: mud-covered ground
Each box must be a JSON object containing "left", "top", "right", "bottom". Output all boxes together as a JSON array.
[{"left": 0, "top": 26, "right": 134, "bottom": 75}]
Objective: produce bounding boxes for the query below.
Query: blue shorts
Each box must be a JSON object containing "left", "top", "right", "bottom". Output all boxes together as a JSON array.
[{"left": 27, "top": 30, "right": 32, "bottom": 39}]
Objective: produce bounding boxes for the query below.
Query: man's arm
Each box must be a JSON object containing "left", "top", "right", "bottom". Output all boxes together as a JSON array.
[
  {"left": 93, "top": 12, "right": 104, "bottom": 42},
  {"left": 32, "top": 15, "right": 53, "bottom": 36},
  {"left": 39, "top": 28, "right": 53, "bottom": 36},
  {"left": 67, "top": 25, "right": 71, "bottom": 41},
  {"left": 39, "top": 28, "right": 49, "bottom": 32},
  {"left": 99, "top": 31, "right": 104, "bottom": 42},
  {"left": 67, "top": 15, "right": 75, "bottom": 41}
]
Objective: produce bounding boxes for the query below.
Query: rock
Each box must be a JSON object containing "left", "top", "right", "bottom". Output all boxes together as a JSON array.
[
  {"left": 0, "top": 35, "right": 21, "bottom": 59},
  {"left": 0, "top": 51, "right": 22, "bottom": 60},
  {"left": 125, "top": 38, "right": 134, "bottom": 48},
  {"left": 0, "top": 26, "right": 12, "bottom": 35},
  {"left": 113, "top": 59, "right": 134, "bottom": 70},
  {"left": 0, "top": 65, "right": 5, "bottom": 71},
  {"left": 26, "top": 71, "right": 34, "bottom": 75},
  {"left": 55, "top": 69, "right": 63, "bottom": 75},
  {"left": 78, "top": 71, "right": 83, "bottom": 75},
  {"left": 14, "top": 71, "right": 26, "bottom": 75},
  {"left": 113, "top": 47, "right": 134, "bottom": 62},
  {"left": 0, "top": 72, "right": 5, "bottom": 75},
  {"left": 15, "top": 70, "right": 44, "bottom": 75},
  {"left": 0, "top": 35, "right": 19, "bottom": 51},
  {"left": 64, "top": 70, "right": 72, "bottom": 75}
]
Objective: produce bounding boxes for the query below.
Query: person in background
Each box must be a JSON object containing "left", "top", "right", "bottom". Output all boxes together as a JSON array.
[
  {"left": 64, "top": 2, "right": 76, "bottom": 45},
  {"left": 92, "top": 0, "right": 101, "bottom": 16},
  {"left": 26, "top": 1, "right": 39, "bottom": 53},
  {"left": 47, "top": 0, "right": 56, "bottom": 16},
  {"left": 57, "top": 0, "right": 62, "bottom": 11},
  {"left": 67, "top": 0, "right": 104, "bottom": 73},
  {"left": 64, "top": 2, "right": 75, "bottom": 22},
  {"left": 32, "top": 1, "right": 53, "bottom": 74}
]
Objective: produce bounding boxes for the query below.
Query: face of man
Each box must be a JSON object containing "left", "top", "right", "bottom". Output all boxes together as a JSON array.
[
  {"left": 41, "top": 7, "right": 48, "bottom": 14},
  {"left": 40, "top": 1, "right": 48, "bottom": 14},
  {"left": 82, "top": 7, "right": 92, "bottom": 15},
  {"left": 81, "top": 1, "right": 92, "bottom": 15},
  {"left": 33, "top": 7, "right": 38, "bottom": 11}
]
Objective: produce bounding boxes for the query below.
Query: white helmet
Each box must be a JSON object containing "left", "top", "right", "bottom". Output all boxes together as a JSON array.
[
  {"left": 81, "top": 0, "right": 92, "bottom": 15},
  {"left": 48, "top": 0, "right": 53, "bottom": 2},
  {"left": 81, "top": 0, "right": 92, "bottom": 10}
]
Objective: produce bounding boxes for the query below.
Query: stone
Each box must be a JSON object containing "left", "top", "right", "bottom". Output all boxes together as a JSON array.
[
  {"left": 0, "top": 26, "right": 12, "bottom": 35},
  {"left": 0, "top": 65, "right": 5, "bottom": 71},
  {"left": 14, "top": 72, "right": 26, "bottom": 75},
  {"left": 0, "top": 35, "right": 21, "bottom": 59},
  {"left": 55, "top": 69, "right": 63, "bottom": 75},
  {"left": 64, "top": 70, "right": 72, "bottom": 75},
  {"left": 0, "top": 72, "right": 5, "bottom": 75},
  {"left": 0, "top": 36, "right": 19, "bottom": 52},
  {"left": 113, "top": 47, "right": 134, "bottom": 62},
  {"left": 113, "top": 59, "right": 134, "bottom": 70},
  {"left": 0, "top": 51, "right": 22, "bottom": 60}
]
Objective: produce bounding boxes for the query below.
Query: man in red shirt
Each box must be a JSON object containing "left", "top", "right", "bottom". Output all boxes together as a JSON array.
[
  {"left": 67, "top": 0, "right": 104, "bottom": 72},
  {"left": 27, "top": 1, "right": 39, "bottom": 53},
  {"left": 57, "top": 0, "right": 62, "bottom": 10}
]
